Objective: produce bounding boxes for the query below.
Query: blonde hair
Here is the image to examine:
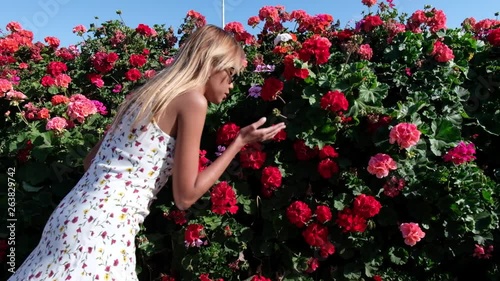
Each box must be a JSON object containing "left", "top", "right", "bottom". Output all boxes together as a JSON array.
[{"left": 107, "top": 24, "right": 245, "bottom": 135}]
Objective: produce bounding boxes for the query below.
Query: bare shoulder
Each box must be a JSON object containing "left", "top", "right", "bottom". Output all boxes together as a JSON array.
[{"left": 172, "top": 89, "right": 208, "bottom": 116}]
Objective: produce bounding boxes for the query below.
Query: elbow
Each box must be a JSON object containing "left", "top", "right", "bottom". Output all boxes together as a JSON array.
[
  {"left": 174, "top": 199, "right": 193, "bottom": 211},
  {"left": 173, "top": 191, "right": 196, "bottom": 211}
]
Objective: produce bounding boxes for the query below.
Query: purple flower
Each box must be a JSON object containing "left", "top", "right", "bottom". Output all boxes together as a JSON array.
[
  {"left": 91, "top": 100, "right": 108, "bottom": 115},
  {"left": 254, "top": 64, "right": 275, "bottom": 73},
  {"left": 215, "top": 145, "right": 226, "bottom": 157},
  {"left": 248, "top": 85, "right": 262, "bottom": 98}
]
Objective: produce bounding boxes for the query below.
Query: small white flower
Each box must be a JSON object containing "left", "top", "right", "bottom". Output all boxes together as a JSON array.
[{"left": 274, "top": 33, "right": 293, "bottom": 46}]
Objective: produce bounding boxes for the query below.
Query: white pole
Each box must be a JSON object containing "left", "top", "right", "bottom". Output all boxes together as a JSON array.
[{"left": 222, "top": 0, "right": 225, "bottom": 27}]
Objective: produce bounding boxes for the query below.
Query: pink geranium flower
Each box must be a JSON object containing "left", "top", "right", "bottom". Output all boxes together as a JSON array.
[
  {"left": 399, "top": 222, "right": 425, "bottom": 246},
  {"left": 389, "top": 123, "right": 421, "bottom": 149},
  {"left": 367, "top": 153, "right": 397, "bottom": 178}
]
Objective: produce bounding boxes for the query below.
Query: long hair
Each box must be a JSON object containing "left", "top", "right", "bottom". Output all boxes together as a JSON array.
[{"left": 107, "top": 24, "right": 245, "bottom": 135}]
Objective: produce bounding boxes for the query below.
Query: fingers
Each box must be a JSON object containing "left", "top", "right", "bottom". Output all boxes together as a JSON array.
[
  {"left": 251, "top": 117, "right": 267, "bottom": 130},
  {"left": 261, "top": 123, "right": 286, "bottom": 141}
]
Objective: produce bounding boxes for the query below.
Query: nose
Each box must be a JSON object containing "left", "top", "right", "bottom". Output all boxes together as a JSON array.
[{"left": 228, "top": 82, "right": 234, "bottom": 90}]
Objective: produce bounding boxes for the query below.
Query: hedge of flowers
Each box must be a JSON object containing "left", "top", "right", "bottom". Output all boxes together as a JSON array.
[{"left": 1, "top": 1, "right": 500, "bottom": 280}]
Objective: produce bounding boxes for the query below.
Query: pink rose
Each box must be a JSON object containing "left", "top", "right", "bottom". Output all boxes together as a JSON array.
[
  {"left": 389, "top": 123, "right": 421, "bottom": 149},
  {"left": 367, "top": 153, "right": 397, "bottom": 178},
  {"left": 399, "top": 222, "right": 425, "bottom": 246}
]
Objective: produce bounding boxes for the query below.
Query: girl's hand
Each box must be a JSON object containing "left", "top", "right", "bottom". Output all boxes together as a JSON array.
[{"left": 235, "top": 117, "right": 286, "bottom": 147}]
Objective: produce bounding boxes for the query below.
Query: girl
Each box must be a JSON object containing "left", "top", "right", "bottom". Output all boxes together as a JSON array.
[{"left": 9, "top": 24, "right": 285, "bottom": 281}]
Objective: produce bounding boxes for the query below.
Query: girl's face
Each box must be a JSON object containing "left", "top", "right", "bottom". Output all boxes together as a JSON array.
[{"left": 204, "top": 67, "right": 235, "bottom": 104}]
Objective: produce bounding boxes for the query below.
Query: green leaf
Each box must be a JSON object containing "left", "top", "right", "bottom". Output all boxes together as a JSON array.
[
  {"left": 429, "top": 138, "right": 447, "bottom": 156},
  {"left": 333, "top": 193, "right": 347, "bottom": 210},
  {"left": 48, "top": 86, "right": 59, "bottom": 95},
  {"left": 432, "top": 119, "right": 461, "bottom": 142},
  {"left": 31, "top": 144, "right": 53, "bottom": 162},
  {"left": 388, "top": 247, "right": 409, "bottom": 265},
  {"left": 22, "top": 181, "right": 44, "bottom": 192},
  {"left": 343, "top": 262, "right": 363, "bottom": 280}
]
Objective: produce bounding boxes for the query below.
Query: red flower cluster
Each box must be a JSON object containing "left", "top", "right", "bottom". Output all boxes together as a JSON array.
[
  {"left": 199, "top": 273, "right": 223, "bottom": 281},
  {"left": 298, "top": 14, "right": 334, "bottom": 34},
  {"left": 198, "top": 150, "right": 211, "bottom": 172},
  {"left": 366, "top": 114, "right": 392, "bottom": 134},
  {"left": 251, "top": 275, "right": 271, "bottom": 281},
  {"left": 92, "top": 51, "right": 119, "bottom": 73},
  {"left": 473, "top": 244, "right": 494, "bottom": 259},
  {"left": 302, "top": 222, "right": 335, "bottom": 258},
  {"left": 40, "top": 61, "right": 71, "bottom": 88},
  {"left": 216, "top": 122, "right": 240, "bottom": 146},
  {"left": 293, "top": 140, "right": 318, "bottom": 160},
  {"left": 260, "top": 166, "right": 282, "bottom": 197},
  {"left": 187, "top": 10, "right": 207, "bottom": 28},
  {"left": 383, "top": 176, "right": 405, "bottom": 197},
  {"left": 287, "top": 201, "right": 333, "bottom": 227},
  {"left": 407, "top": 8, "right": 447, "bottom": 33},
  {"left": 430, "top": 40, "right": 454, "bottom": 63},
  {"left": 443, "top": 141, "right": 476, "bottom": 165},
  {"left": 286, "top": 201, "right": 334, "bottom": 262},
  {"left": 129, "top": 54, "right": 147, "bottom": 67},
  {"left": 184, "top": 224, "right": 205, "bottom": 245},
  {"left": 165, "top": 210, "right": 187, "bottom": 225},
  {"left": 160, "top": 274, "right": 176, "bottom": 281},
  {"left": 125, "top": 68, "right": 141, "bottom": 81},
  {"left": 260, "top": 77, "right": 284, "bottom": 101},
  {"left": 258, "top": 5, "right": 286, "bottom": 32},
  {"left": 273, "top": 129, "right": 287, "bottom": 142},
  {"left": 320, "top": 90, "right": 349, "bottom": 113},
  {"left": 315, "top": 205, "right": 332, "bottom": 223},
  {"left": 283, "top": 53, "right": 309, "bottom": 81},
  {"left": 298, "top": 35, "right": 331, "bottom": 64},
  {"left": 336, "top": 194, "right": 382, "bottom": 233},
  {"left": 362, "top": 0, "right": 377, "bottom": 7},
  {"left": 240, "top": 143, "right": 266, "bottom": 169},
  {"left": 487, "top": 28, "right": 500, "bottom": 47},
  {"left": 224, "top": 22, "right": 255, "bottom": 45},
  {"left": 135, "top": 23, "right": 157, "bottom": 37},
  {"left": 360, "top": 15, "right": 384, "bottom": 32},
  {"left": 317, "top": 145, "right": 340, "bottom": 179},
  {"left": 353, "top": 194, "right": 382, "bottom": 218},
  {"left": 210, "top": 181, "right": 239, "bottom": 215},
  {"left": 16, "top": 140, "right": 33, "bottom": 163},
  {"left": 286, "top": 201, "right": 312, "bottom": 227},
  {"left": 305, "top": 257, "right": 319, "bottom": 273}
]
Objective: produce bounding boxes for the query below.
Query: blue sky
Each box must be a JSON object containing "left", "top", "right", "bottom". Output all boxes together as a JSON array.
[{"left": 1, "top": 0, "right": 499, "bottom": 47}]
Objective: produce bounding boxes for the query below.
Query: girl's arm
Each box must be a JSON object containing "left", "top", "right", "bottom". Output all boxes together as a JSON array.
[{"left": 171, "top": 92, "right": 285, "bottom": 210}]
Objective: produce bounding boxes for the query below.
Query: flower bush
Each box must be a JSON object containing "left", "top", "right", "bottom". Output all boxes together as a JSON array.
[{"left": 1, "top": 1, "right": 500, "bottom": 281}]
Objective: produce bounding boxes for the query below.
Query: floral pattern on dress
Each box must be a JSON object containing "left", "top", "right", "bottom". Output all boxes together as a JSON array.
[{"left": 8, "top": 105, "right": 176, "bottom": 281}]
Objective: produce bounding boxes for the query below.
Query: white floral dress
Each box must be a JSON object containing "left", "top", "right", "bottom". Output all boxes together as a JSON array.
[{"left": 8, "top": 105, "right": 176, "bottom": 281}]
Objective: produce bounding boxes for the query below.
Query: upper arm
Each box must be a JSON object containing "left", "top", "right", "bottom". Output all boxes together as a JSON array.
[{"left": 171, "top": 92, "right": 208, "bottom": 208}]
